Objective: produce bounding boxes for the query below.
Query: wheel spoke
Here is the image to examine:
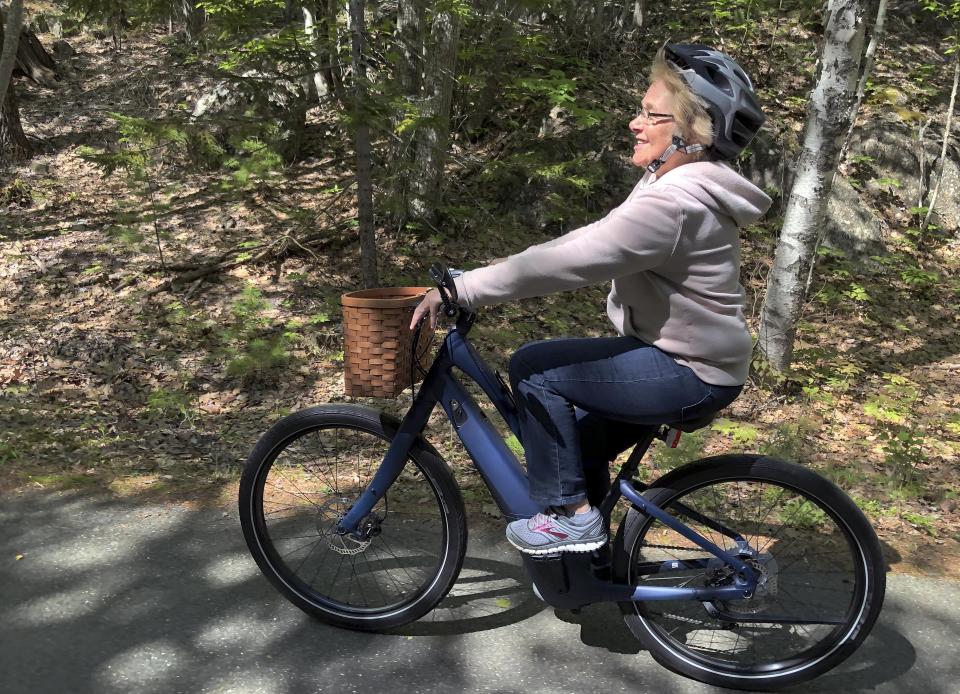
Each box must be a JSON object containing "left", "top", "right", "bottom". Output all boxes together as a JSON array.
[
  {"left": 628, "top": 464, "right": 880, "bottom": 682},
  {"left": 245, "top": 420, "right": 455, "bottom": 618}
]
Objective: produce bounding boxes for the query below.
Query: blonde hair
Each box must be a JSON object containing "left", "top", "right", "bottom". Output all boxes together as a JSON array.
[{"left": 650, "top": 47, "right": 714, "bottom": 159}]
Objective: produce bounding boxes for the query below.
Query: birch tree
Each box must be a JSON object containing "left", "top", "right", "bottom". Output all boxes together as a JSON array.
[
  {"left": 844, "top": 0, "right": 888, "bottom": 148},
  {"left": 758, "top": 0, "right": 867, "bottom": 372},
  {"left": 349, "top": 0, "right": 378, "bottom": 288},
  {"left": 920, "top": 53, "right": 959, "bottom": 236},
  {"left": 919, "top": 0, "right": 960, "bottom": 236}
]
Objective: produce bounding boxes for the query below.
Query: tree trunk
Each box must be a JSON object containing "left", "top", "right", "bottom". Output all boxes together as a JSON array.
[
  {"left": 302, "top": 4, "right": 329, "bottom": 102},
  {"left": 0, "top": 0, "right": 29, "bottom": 164},
  {"left": 408, "top": 6, "right": 460, "bottom": 222},
  {"left": 182, "top": 0, "right": 206, "bottom": 42},
  {"left": 396, "top": 0, "right": 423, "bottom": 99},
  {"left": 1, "top": 86, "right": 30, "bottom": 163},
  {"left": 758, "top": 0, "right": 866, "bottom": 373},
  {"left": 921, "top": 54, "right": 959, "bottom": 236},
  {"left": 631, "top": 1, "right": 645, "bottom": 29},
  {"left": 0, "top": 0, "right": 25, "bottom": 102},
  {"left": 321, "top": 0, "right": 347, "bottom": 103},
  {"left": 349, "top": 0, "right": 378, "bottom": 288},
  {"left": 464, "top": 2, "right": 517, "bottom": 135},
  {"left": 14, "top": 27, "right": 60, "bottom": 88},
  {"left": 844, "top": 0, "right": 888, "bottom": 150}
]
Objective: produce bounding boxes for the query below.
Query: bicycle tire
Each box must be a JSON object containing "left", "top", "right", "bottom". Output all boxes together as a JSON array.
[
  {"left": 613, "top": 455, "right": 885, "bottom": 691},
  {"left": 239, "top": 404, "right": 467, "bottom": 631}
]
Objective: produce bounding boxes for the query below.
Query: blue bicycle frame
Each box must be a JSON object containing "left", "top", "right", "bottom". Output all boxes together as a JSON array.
[{"left": 336, "top": 312, "right": 758, "bottom": 604}]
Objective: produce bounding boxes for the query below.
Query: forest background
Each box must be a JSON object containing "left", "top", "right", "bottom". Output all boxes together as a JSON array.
[{"left": 1, "top": 0, "right": 959, "bottom": 576}]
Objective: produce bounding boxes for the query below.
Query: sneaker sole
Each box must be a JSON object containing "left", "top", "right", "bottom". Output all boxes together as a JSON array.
[{"left": 506, "top": 536, "right": 607, "bottom": 555}]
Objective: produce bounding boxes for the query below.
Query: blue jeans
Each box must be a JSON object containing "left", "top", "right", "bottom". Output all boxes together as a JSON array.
[{"left": 508, "top": 337, "right": 742, "bottom": 508}]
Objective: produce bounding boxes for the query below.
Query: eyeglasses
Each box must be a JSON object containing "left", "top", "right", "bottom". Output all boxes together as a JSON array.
[{"left": 634, "top": 107, "right": 675, "bottom": 124}]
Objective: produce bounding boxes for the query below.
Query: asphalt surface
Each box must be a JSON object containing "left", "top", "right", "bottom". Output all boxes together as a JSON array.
[{"left": 2, "top": 489, "right": 959, "bottom": 694}]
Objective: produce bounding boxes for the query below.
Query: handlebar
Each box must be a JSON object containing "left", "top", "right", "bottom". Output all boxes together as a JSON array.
[{"left": 428, "top": 263, "right": 460, "bottom": 318}]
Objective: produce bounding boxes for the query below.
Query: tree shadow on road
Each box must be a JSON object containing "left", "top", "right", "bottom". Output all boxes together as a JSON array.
[{"left": 2, "top": 490, "right": 951, "bottom": 694}]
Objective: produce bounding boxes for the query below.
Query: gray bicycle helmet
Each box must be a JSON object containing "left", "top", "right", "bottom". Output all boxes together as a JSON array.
[{"left": 665, "top": 43, "right": 765, "bottom": 160}]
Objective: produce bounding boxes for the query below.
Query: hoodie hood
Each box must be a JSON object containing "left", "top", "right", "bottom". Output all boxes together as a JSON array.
[{"left": 654, "top": 160, "right": 771, "bottom": 227}]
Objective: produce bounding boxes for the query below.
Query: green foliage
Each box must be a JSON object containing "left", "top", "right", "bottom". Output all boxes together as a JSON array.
[
  {"left": 864, "top": 373, "right": 918, "bottom": 426},
  {"left": 226, "top": 336, "right": 290, "bottom": 378},
  {"left": 902, "top": 511, "right": 939, "bottom": 536},
  {"left": 899, "top": 266, "right": 940, "bottom": 293},
  {"left": 872, "top": 176, "right": 902, "bottom": 190},
  {"left": 759, "top": 419, "right": 817, "bottom": 463},
  {"left": 222, "top": 138, "right": 285, "bottom": 189},
  {"left": 508, "top": 70, "right": 607, "bottom": 127},
  {"left": 945, "top": 415, "right": 960, "bottom": 436},
  {"left": 921, "top": 0, "right": 960, "bottom": 53},
  {"left": 105, "top": 224, "right": 145, "bottom": 247},
  {"left": 844, "top": 282, "right": 871, "bottom": 303},
  {"left": 651, "top": 429, "right": 707, "bottom": 471},
  {"left": 231, "top": 284, "right": 271, "bottom": 326},
  {"left": 709, "top": 0, "right": 760, "bottom": 34},
  {"left": 780, "top": 497, "right": 829, "bottom": 530},
  {"left": 864, "top": 374, "right": 928, "bottom": 487},
  {"left": 505, "top": 434, "right": 524, "bottom": 458},
  {"left": 145, "top": 387, "right": 195, "bottom": 423},
  {"left": 712, "top": 418, "right": 760, "bottom": 445},
  {"left": 216, "top": 24, "right": 316, "bottom": 74},
  {"left": 217, "top": 284, "right": 292, "bottom": 382},
  {"left": 79, "top": 103, "right": 288, "bottom": 192},
  {"left": 0, "top": 441, "right": 18, "bottom": 464},
  {"left": 77, "top": 113, "right": 187, "bottom": 180},
  {"left": 0, "top": 178, "right": 33, "bottom": 207}
]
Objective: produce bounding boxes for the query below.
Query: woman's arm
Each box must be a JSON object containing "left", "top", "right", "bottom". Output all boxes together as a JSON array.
[{"left": 452, "top": 188, "right": 684, "bottom": 309}]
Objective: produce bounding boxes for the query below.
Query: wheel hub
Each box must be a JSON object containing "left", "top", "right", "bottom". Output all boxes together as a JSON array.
[
  {"left": 316, "top": 497, "right": 384, "bottom": 555},
  {"left": 706, "top": 546, "right": 780, "bottom": 616}
]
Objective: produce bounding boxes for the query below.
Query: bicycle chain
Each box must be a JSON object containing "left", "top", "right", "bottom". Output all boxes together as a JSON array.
[{"left": 641, "top": 542, "right": 709, "bottom": 553}]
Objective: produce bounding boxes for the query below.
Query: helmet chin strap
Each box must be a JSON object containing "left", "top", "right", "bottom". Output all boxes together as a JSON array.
[{"left": 646, "top": 135, "right": 705, "bottom": 174}]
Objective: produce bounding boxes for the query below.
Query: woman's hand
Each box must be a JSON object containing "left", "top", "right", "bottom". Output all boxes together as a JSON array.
[{"left": 410, "top": 289, "right": 444, "bottom": 331}]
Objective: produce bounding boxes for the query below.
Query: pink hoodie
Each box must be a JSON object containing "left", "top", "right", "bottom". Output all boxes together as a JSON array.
[{"left": 452, "top": 160, "right": 772, "bottom": 385}]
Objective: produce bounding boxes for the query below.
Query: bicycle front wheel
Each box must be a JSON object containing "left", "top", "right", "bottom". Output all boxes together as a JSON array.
[
  {"left": 239, "top": 405, "right": 467, "bottom": 631},
  {"left": 614, "top": 455, "right": 885, "bottom": 691}
]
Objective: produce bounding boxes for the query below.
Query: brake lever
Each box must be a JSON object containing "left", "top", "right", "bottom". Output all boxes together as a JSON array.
[{"left": 428, "top": 263, "right": 459, "bottom": 318}]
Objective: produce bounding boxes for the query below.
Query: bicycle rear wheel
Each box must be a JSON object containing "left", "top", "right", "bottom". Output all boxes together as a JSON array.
[
  {"left": 239, "top": 405, "right": 467, "bottom": 630},
  {"left": 614, "top": 455, "right": 885, "bottom": 691}
]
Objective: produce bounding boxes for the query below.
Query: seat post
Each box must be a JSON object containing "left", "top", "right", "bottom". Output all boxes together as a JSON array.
[{"left": 598, "top": 426, "right": 658, "bottom": 519}]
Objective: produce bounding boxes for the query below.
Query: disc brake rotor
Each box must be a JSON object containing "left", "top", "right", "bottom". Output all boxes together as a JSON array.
[
  {"left": 706, "top": 547, "right": 780, "bottom": 616},
  {"left": 316, "top": 497, "right": 379, "bottom": 556}
]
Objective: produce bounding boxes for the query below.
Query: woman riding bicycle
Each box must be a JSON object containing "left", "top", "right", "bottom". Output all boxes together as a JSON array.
[{"left": 411, "top": 44, "right": 772, "bottom": 555}]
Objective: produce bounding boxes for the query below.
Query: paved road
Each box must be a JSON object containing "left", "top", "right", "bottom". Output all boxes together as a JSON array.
[{"left": 2, "top": 490, "right": 958, "bottom": 694}]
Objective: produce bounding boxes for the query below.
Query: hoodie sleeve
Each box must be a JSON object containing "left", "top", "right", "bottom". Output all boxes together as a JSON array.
[{"left": 453, "top": 188, "right": 682, "bottom": 309}]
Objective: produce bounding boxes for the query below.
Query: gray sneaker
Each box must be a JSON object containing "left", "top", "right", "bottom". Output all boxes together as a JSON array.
[{"left": 506, "top": 506, "right": 607, "bottom": 555}]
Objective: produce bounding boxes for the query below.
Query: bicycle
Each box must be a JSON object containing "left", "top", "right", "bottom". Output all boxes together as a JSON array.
[{"left": 239, "top": 264, "right": 886, "bottom": 691}]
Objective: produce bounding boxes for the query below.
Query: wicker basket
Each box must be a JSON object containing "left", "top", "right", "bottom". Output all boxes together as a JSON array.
[{"left": 341, "top": 287, "right": 434, "bottom": 398}]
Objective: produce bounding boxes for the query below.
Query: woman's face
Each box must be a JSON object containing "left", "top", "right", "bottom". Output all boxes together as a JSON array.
[{"left": 629, "top": 79, "right": 677, "bottom": 168}]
